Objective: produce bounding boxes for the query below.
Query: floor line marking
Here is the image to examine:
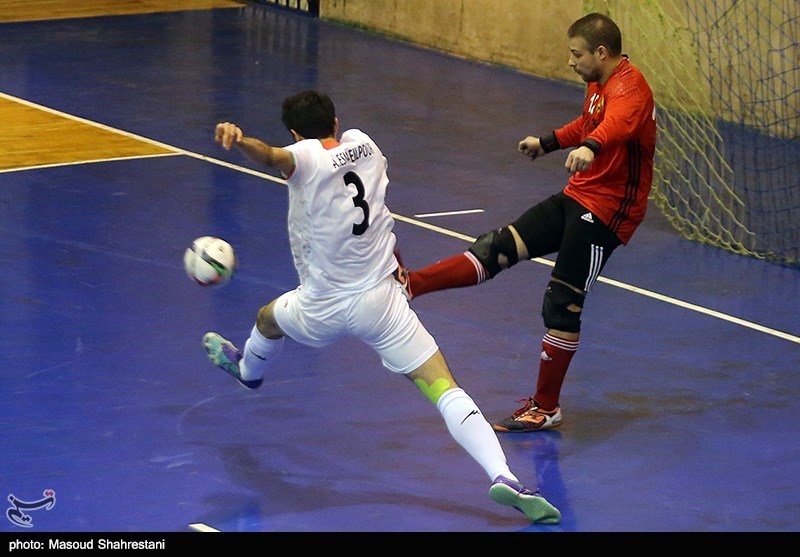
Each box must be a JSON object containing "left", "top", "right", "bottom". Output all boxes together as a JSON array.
[
  {"left": 188, "top": 523, "right": 220, "bottom": 532},
  {"left": 5, "top": 92, "right": 796, "bottom": 345},
  {"left": 391, "top": 214, "right": 800, "bottom": 345},
  {"left": 414, "top": 209, "right": 484, "bottom": 218},
  {"left": 0, "top": 91, "right": 286, "bottom": 184},
  {"left": 0, "top": 153, "right": 180, "bottom": 174}
]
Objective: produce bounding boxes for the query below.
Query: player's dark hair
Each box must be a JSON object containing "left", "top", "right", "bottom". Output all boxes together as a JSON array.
[
  {"left": 281, "top": 90, "right": 336, "bottom": 139},
  {"left": 568, "top": 13, "right": 622, "bottom": 56}
]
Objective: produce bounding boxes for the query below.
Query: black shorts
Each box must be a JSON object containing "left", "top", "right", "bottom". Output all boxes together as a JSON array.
[{"left": 511, "top": 192, "right": 622, "bottom": 293}]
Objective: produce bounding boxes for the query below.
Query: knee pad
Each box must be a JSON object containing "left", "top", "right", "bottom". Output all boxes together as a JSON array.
[
  {"left": 542, "top": 280, "right": 585, "bottom": 333},
  {"left": 467, "top": 227, "right": 519, "bottom": 278}
]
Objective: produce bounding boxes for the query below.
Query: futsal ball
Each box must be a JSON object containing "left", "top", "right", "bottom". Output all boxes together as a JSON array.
[{"left": 183, "top": 236, "right": 236, "bottom": 288}]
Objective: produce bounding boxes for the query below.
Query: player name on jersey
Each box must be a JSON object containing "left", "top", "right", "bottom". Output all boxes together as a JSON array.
[{"left": 330, "top": 142, "right": 375, "bottom": 168}]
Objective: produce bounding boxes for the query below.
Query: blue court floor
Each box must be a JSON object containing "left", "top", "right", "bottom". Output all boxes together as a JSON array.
[{"left": 0, "top": 3, "right": 798, "bottom": 537}]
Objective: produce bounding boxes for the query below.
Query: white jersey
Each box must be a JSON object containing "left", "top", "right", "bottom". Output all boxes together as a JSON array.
[{"left": 283, "top": 129, "right": 397, "bottom": 295}]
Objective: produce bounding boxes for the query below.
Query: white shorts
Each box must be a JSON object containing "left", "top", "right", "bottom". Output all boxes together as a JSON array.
[{"left": 272, "top": 275, "right": 439, "bottom": 374}]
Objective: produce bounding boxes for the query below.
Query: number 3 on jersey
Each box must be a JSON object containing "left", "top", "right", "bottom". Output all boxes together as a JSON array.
[{"left": 344, "top": 171, "right": 370, "bottom": 235}]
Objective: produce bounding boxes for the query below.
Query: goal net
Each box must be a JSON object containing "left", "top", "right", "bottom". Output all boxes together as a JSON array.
[{"left": 590, "top": 0, "right": 799, "bottom": 267}]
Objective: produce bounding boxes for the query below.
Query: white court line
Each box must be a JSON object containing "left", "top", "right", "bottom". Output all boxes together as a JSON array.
[
  {"left": 391, "top": 214, "right": 800, "bottom": 345},
  {"left": 0, "top": 91, "right": 286, "bottom": 184},
  {"left": 415, "top": 208, "right": 484, "bottom": 218},
  {"left": 5, "top": 92, "right": 797, "bottom": 345},
  {"left": 188, "top": 523, "right": 220, "bottom": 532},
  {"left": 0, "top": 153, "right": 179, "bottom": 174}
]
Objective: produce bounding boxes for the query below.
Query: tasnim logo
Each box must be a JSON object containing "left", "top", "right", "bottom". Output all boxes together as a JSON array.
[{"left": 6, "top": 490, "right": 56, "bottom": 528}]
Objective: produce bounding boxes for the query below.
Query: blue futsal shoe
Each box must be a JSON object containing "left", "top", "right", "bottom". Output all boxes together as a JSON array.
[
  {"left": 202, "top": 332, "right": 263, "bottom": 390},
  {"left": 489, "top": 475, "right": 561, "bottom": 524}
]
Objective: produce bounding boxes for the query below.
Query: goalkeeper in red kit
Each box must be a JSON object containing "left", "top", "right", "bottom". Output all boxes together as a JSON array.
[{"left": 394, "top": 12, "right": 657, "bottom": 432}]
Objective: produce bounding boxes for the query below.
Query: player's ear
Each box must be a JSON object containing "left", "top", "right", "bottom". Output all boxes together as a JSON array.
[
  {"left": 290, "top": 129, "right": 303, "bottom": 142},
  {"left": 334, "top": 117, "right": 339, "bottom": 136}
]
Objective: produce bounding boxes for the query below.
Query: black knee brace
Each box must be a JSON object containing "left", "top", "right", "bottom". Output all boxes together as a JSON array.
[
  {"left": 542, "top": 280, "right": 585, "bottom": 333},
  {"left": 467, "top": 227, "right": 519, "bottom": 278}
]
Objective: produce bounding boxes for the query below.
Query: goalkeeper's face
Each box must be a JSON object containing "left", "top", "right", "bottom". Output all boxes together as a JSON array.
[{"left": 567, "top": 37, "right": 603, "bottom": 83}]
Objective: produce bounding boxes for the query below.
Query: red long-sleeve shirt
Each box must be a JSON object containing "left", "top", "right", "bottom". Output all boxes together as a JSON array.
[{"left": 555, "top": 57, "right": 656, "bottom": 244}]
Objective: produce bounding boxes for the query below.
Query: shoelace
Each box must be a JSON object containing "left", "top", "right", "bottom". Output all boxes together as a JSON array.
[{"left": 511, "top": 398, "right": 535, "bottom": 418}]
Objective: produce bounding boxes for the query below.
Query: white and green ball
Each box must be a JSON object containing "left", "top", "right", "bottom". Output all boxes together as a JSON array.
[{"left": 183, "top": 236, "right": 236, "bottom": 288}]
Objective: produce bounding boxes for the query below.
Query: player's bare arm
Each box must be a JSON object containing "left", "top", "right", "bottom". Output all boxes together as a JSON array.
[{"left": 214, "top": 122, "right": 295, "bottom": 176}]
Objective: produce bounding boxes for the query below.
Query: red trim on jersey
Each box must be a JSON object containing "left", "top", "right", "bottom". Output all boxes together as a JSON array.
[
  {"left": 555, "top": 58, "right": 656, "bottom": 244},
  {"left": 320, "top": 138, "right": 341, "bottom": 150}
]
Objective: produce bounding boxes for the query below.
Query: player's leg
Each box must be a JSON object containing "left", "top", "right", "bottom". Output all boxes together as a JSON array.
[
  {"left": 355, "top": 279, "right": 505, "bottom": 480},
  {"left": 396, "top": 195, "right": 563, "bottom": 300},
  {"left": 406, "top": 350, "right": 560, "bottom": 523},
  {"left": 205, "top": 284, "right": 348, "bottom": 389},
  {"left": 491, "top": 278, "right": 580, "bottom": 432},
  {"left": 532, "top": 279, "right": 583, "bottom": 414},
  {"left": 203, "top": 297, "right": 286, "bottom": 389},
  {"left": 407, "top": 350, "right": 514, "bottom": 482},
  {"left": 493, "top": 194, "right": 621, "bottom": 432},
  {"left": 242, "top": 299, "right": 287, "bottom": 379},
  {"left": 358, "top": 277, "right": 560, "bottom": 523},
  {"left": 396, "top": 227, "right": 523, "bottom": 299},
  {"left": 534, "top": 198, "right": 622, "bottom": 413}
]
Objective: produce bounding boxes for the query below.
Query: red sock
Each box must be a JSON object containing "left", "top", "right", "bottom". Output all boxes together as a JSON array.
[
  {"left": 533, "top": 333, "right": 579, "bottom": 411},
  {"left": 408, "top": 252, "right": 487, "bottom": 298}
]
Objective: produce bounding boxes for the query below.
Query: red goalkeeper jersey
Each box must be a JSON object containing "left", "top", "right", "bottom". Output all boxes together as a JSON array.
[{"left": 555, "top": 57, "right": 656, "bottom": 244}]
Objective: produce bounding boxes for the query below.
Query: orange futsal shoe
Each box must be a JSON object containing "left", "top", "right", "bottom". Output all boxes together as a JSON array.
[{"left": 492, "top": 398, "right": 562, "bottom": 432}]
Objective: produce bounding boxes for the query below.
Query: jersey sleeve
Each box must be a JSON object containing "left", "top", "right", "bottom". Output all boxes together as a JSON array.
[
  {"left": 283, "top": 141, "right": 315, "bottom": 185},
  {"left": 553, "top": 115, "right": 584, "bottom": 149}
]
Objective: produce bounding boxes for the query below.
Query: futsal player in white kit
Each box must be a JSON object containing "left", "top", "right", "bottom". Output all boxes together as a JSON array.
[{"left": 204, "top": 90, "right": 560, "bottom": 524}]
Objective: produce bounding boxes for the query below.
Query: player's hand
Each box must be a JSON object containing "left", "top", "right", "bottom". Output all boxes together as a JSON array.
[
  {"left": 215, "top": 122, "right": 243, "bottom": 150},
  {"left": 518, "top": 136, "right": 545, "bottom": 160},
  {"left": 565, "top": 145, "right": 595, "bottom": 174}
]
